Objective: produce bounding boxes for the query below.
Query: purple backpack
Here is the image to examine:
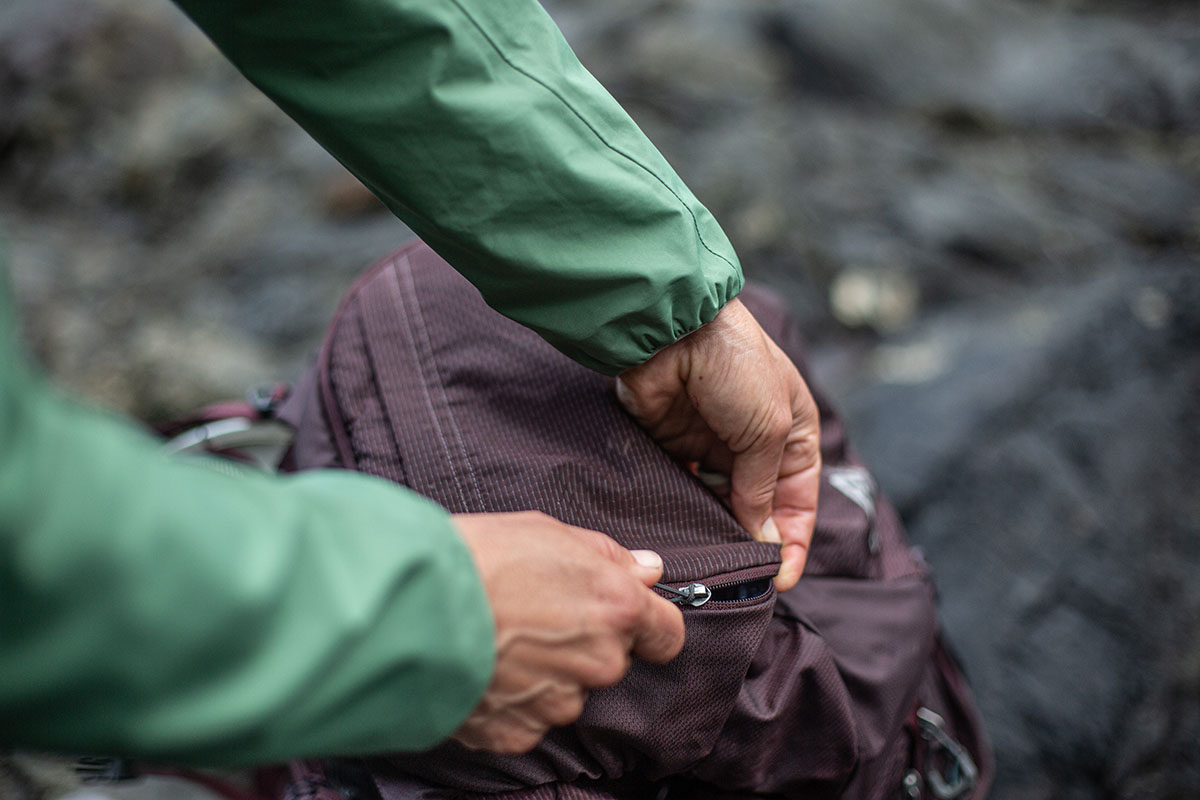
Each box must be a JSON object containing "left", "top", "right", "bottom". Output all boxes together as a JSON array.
[{"left": 272, "top": 240, "right": 993, "bottom": 800}]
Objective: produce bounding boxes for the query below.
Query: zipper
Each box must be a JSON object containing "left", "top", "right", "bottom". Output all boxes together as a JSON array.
[
  {"left": 655, "top": 582, "right": 713, "bottom": 607},
  {"left": 654, "top": 564, "right": 778, "bottom": 608}
]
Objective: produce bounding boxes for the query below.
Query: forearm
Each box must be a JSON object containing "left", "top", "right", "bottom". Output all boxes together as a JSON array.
[
  {"left": 172, "top": 0, "right": 742, "bottom": 373},
  {"left": 0, "top": 346, "right": 493, "bottom": 764}
]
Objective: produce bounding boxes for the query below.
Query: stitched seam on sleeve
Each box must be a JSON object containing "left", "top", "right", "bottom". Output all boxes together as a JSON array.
[{"left": 445, "top": 0, "right": 739, "bottom": 274}]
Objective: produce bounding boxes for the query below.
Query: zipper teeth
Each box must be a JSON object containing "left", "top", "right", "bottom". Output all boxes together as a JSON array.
[
  {"left": 704, "top": 579, "right": 776, "bottom": 607},
  {"left": 706, "top": 563, "right": 780, "bottom": 592},
  {"left": 707, "top": 575, "right": 770, "bottom": 591},
  {"left": 657, "top": 590, "right": 771, "bottom": 608}
]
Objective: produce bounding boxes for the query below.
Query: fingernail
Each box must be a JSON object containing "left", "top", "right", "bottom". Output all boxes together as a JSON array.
[
  {"left": 631, "top": 550, "right": 663, "bottom": 569},
  {"left": 696, "top": 469, "right": 730, "bottom": 490},
  {"left": 760, "top": 517, "right": 781, "bottom": 544}
]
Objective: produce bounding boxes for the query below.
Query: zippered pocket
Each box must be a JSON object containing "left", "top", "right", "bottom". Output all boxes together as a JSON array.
[
  {"left": 387, "top": 546, "right": 783, "bottom": 793},
  {"left": 573, "top": 554, "right": 782, "bottom": 775}
]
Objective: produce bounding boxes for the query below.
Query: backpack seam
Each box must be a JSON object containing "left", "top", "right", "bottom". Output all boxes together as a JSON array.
[{"left": 391, "top": 259, "right": 490, "bottom": 512}]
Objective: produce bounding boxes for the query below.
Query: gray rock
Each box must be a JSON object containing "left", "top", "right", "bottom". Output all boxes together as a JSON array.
[
  {"left": 757, "top": 0, "right": 1200, "bottom": 131},
  {"left": 828, "top": 266, "right": 1200, "bottom": 798}
]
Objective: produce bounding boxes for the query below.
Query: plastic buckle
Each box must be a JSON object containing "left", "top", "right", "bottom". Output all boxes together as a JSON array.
[
  {"left": 248, "top": 383, "right": 287, "bottom": 417},
  {"left": 915, "top": 707, "right": 978, "bottom": 800}
]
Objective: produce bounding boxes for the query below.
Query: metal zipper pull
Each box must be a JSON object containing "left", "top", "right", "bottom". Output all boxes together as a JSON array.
[{"left": 654, "top": 582, "right": 712, "bottom": 607}]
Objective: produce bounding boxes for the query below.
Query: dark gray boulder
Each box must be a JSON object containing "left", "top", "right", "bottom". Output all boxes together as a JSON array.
[{"left": 831, "top": 267, "right": 1200, "bottom": 799}]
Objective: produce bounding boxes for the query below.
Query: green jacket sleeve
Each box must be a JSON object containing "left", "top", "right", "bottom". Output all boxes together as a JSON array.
[
  {"left": 0, "top": 276, "right": 494, "bottom": 764},
  {"left": 172, "top": 0, "right": 744, "bottom": 374}
]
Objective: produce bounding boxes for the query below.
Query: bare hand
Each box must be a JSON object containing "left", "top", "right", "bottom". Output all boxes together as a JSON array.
[
  {"left": 616, "top": 298, "right": 821, "bottom": 591},
  {"left": 451, "top": 511, "right": 685, "bottom": 753}
]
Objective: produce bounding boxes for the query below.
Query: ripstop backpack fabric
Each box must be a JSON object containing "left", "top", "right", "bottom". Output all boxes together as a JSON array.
[{"left": 277, "top": 239, "right": 993, "bottom": 800}]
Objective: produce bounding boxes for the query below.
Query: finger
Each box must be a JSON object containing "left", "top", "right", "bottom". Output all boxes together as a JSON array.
[
  {"left": 770, "top": 469, "right": 820, "bottom": 557},
  {"left": 563, "top": 528, "right": 683, "bottom": 662},
  {"left": 774, "top": 542, "right": 809, "bottom": 593},
  {"left": 770, "top": 382, "right": 822, "bottom": 560},
  {"left": 630, "top": 588, "right": 686, "bottom": 664},
  {"left": 729, "top": 422, "right": 786, "bottom": 538}
]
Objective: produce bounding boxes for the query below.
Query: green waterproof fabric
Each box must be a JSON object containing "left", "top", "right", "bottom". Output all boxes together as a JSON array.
[
  {"left": 0, "top": 0, "right": 743, "bottom": 766},
  {"left": 173, "top": 0, "right": 743, "bottom": 374}
]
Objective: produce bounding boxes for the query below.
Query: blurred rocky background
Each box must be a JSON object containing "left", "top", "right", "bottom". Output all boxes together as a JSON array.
[{"left": 2, "top": 0, "right": 1197, "bottom": 797}]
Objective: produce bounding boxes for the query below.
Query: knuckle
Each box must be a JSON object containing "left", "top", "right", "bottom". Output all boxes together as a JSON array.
[
  {"left": 788, "top": 434, "right": 821, "bottom": 465},
  {"left": 735, "top": 478, "right": 776, "bottom": 508},
  {"left": 498, "top": 730, "right": 541, "bottom": 754},
  {"left": 603, "top": 589, "right": 642, "bottom": 632},
  {"left": 587, "top": 648, "right": 632, "bottom": 688},
  {"left": 589, "top": 568, "right": 635, "bottom": 609},
  {"left": 767, "top": 409, "right": 793, "bottom": 441},
  {"left": 739, "top": 407, "right": 790, "bottom": 453},
  {"left": 604, "top": 646, "right": 635, "bottom": 683},
  {"left": 543, "top": 690, "right": 587, "bottom": 726},
  {"left": 579, "top": 528, "right": 621, "bottom": 560},
  {"left": 491, "top": 717, "right": 547, "bottom": 754},
  {"left": 645, "top": 609, "right": 686, "bottom": 662}
]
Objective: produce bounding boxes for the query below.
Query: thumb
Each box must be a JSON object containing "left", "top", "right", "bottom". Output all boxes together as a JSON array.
[{"left": 627, "top": 549, "right": 665, "bottom": 586}]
